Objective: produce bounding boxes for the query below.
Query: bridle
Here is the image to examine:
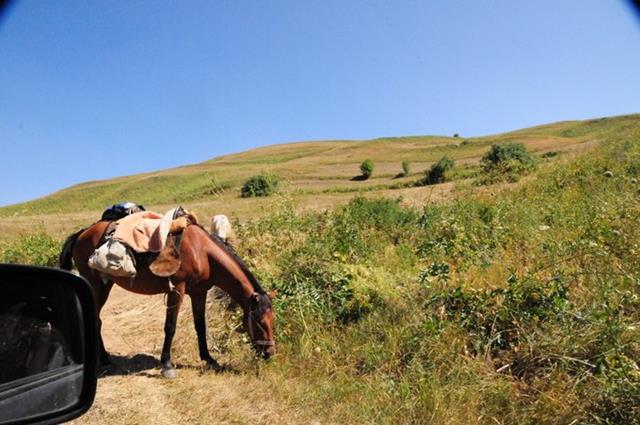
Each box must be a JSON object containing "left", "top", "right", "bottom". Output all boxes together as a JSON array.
[{"left": 247, "top": 294, "right": 275, "bottom": 348}]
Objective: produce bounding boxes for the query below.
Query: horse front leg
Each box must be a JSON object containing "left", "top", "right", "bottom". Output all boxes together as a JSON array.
[
  {"left": 190, "top": 291, "right": 222, "bottom": 371},
  {"left": 160, "top": 284, "right": 185, "bottom": 378}
]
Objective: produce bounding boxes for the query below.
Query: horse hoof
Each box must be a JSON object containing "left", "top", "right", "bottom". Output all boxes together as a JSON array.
[{"left": 162, "top": 367, "right": 177, "bottom": 379}]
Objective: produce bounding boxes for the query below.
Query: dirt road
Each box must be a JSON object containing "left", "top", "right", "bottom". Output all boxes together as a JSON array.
[{"left": 70, "top": 287, "right": 310, "bottom": 425}]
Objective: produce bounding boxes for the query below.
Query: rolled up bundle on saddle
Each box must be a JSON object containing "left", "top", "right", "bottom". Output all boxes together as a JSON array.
[
  {"left": 88, "top": 206, "right": 198, "bottom": 279},
  {"left": 100, "top": 202, "right": 146, "bottom": 221}
]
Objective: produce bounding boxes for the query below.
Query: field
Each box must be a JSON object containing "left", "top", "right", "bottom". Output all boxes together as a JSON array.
[{"left": 1, "top": 114, "right": 639, "bottom": 424}]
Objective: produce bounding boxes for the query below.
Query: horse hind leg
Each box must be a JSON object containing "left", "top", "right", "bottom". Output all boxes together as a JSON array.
[
  {"left": 160, "top": 284, "right": 185, "bottom": 378},
  {"left": 190, "top": 291, "right": 222, "bottom": 371},
  {"left": 84, "top": 274, "right": 114, "bottom": 367}
]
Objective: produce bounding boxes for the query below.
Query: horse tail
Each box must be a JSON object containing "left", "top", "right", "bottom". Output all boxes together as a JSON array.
[{"left": 59, "top": 228, "right": 85, "bottom": 270}]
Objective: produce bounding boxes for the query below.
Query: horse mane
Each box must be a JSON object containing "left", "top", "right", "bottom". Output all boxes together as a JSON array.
[{"left": 193, "top": 224, "right": 266, "bottom": 295}]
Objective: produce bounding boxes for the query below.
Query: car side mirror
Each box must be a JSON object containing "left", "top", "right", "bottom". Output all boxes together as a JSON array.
[{"left": 0, "top": 264, "right": 98, "bottom": 425}]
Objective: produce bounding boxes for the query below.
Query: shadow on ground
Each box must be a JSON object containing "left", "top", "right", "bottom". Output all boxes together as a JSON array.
[
  {"left": 350, "top": 175, "right": 368, "bottom": 181},
  {"left": 99, "top": 353, "right": 159, "bottom": 377},
  {"left": 99, "top": 353, "right": 241, "bottom": 378}
]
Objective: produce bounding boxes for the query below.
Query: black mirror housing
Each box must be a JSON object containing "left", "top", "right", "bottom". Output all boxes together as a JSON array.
[{"left": 0, "top": 264, "right": 98, "bottom": 425}]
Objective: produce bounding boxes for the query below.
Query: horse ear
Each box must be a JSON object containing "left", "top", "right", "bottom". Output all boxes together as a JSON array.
[{"left": 268, "top": 290, "right": 278, "bottom": 300}]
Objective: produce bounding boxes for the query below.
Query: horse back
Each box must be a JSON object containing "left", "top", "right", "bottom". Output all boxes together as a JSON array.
[{"left": 72, "top": 222, "right": 212, "bottom": 295}]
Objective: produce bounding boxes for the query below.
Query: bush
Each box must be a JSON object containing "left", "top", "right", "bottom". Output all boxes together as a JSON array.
[
  {"left": 331, "top": 197, "right": 418, "bottom": 260},
  {"left": 273, "top": 258, "right": 377, "bottom": 325},
  {"left": 240, "top": 174, "right": 278, "bottom": 198},
  {"left": 426, "top": 273, "right": 569, "bottom": 356},
  {"left": 0, "top": 233, "right": 60, "bottom": 266},
  {"left": 401, "top": 161, "right": 410, "bottom": 176},
  {"left": 478, "top": 143, "right": 535, "bottom": 184},
  {"left": 422, "top": 156, "right": 455, "bottom": 185},
  {"left": 360, "top": 159, "right": 374, "bottom": 180}
]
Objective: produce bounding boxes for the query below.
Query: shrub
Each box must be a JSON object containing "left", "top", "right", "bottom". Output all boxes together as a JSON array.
[
  {"left": 481, "top": 143, "right": 534, "bottom": 170},
  {"left": 422, "top": 156, "right": 455, "bottom": 185},
  {"left": 273, "top": 258, "right": 377, "bottom": 325},
  {"left": 401, "top": 161, "right": 410, "bottom": 176},
  {"left": 360, "top": 159, "right": 374, "bottom": 180},
  {"left": 240, "top": 174, "right": 278, "bottom": 198},
  {"left": 478, "top": 143, "right": 535, "bottom": 184},
  {"left": 331, "top": 197, "right": 418, "bottom": 260},
  {"left": 0, "top": 233, "right": 60, "bottom": 266},
  {"left": 426, "top": 274, "right": 569, "bottom": 356},
  {"left": 338, "top": 197, "right": 416, "bottom": 232}
]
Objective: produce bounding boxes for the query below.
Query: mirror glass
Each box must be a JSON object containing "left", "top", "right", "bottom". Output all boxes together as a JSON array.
[{"left": 0, "top": 278, "right": 85, "bottom": 424}]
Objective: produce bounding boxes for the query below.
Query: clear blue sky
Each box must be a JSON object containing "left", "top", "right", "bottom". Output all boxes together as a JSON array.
[{"left": 1, "top": 1, "right": 639, "bottom": 207}]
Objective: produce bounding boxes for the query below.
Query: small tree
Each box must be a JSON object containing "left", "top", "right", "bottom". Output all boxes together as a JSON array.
[
  {"left": 481, "top": 143, "right": 534, "bottom": 171},
  {"left": 479, "top": 143, "right": 535, "bottom": 183},
  {"left": 401, "top": 161, "right": 410, "bottom": 176},
  {"left": 425, "top": 156, "right": 455, "bottom": 185},
  {"left": 241, "top": 174, "right": 278, "bottom": 198},
  {"left": 360, "top": 159, "right": 374, "bottom": 180}
]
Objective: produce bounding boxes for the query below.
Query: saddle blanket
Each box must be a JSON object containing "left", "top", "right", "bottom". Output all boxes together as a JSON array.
[{"left": 112, "top": 208, "right": 179, "bottom": 253}]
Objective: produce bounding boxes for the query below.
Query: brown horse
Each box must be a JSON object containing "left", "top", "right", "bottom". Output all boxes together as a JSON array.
[{"left": 59, "top": 221, "right": 276, "bottom": 378}]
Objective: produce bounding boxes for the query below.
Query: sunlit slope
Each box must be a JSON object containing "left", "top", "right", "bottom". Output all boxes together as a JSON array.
[{"left": 1, "top": 113, "right": 638, "bottom": 216}]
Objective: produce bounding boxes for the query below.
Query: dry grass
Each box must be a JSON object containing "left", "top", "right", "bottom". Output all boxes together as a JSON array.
[
  {"left": 0, "top": 115, "right": 608, "bottom": 222},
  {"left": 68, "top": 288, "right": 318, "bottom": 425},
  {"left": 3, "top": 114, "right": 638, "bottom": 424},
  {"left": 58, "top": 183, "right": 549, "bottom": 424}
]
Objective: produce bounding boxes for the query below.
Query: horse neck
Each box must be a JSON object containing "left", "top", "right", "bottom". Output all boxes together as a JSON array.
[
  {"left": 222, "top": 275, "right": 255, "bottom": 312},
  {"left": 203, "top": 234, "right": 258, "bottom": 311}
]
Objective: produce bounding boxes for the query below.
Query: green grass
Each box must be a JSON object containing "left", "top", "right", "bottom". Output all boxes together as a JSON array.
[
  {"left": 0, "top": 171, "right": 231, "bottom": 216},
  {"left": 2, "top": 113, "right": 640, "bottom": 423},
  {"left": 230, "top": 133, "right": 640, "bottom": 423},
  {"left": 4, "top": 114, "right": 635, "bottom": 218}
]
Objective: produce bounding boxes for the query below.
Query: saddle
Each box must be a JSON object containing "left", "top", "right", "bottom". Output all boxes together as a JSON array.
[
  {"left": 90, "top": 206, "right": 198, "bottom": 279},
  {"left": 147, "top": 227, "right": 184, "bottom": 277}
]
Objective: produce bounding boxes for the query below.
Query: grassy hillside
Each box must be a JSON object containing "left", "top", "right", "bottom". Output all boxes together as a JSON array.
[
  {"left": 2, "top": 114, "right": 640, "bottom": 423},
  {"left": 2, "top": 114, "right": 637, "bottom": 220}
]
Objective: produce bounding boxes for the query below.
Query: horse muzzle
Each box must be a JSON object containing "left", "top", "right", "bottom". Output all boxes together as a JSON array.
[{"left": 253, "top": 340, "right": 276, "bottom": 359}]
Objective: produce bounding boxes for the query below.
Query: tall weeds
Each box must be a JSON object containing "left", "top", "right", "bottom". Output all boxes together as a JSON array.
[{"left": 234, "top": 138, "right": 640, "bottom": 424}]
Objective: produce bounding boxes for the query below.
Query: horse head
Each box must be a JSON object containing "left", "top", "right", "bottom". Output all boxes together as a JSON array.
[{"left": 244, "top": 291, "right": 277, "bottom": 359}]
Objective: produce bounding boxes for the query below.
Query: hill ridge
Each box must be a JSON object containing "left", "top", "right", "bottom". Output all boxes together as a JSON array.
[{"left": 1, "top": 113, "right": 638, "bottom": 217}]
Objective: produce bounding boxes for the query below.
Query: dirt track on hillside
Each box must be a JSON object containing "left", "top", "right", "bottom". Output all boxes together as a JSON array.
[{"left": 69, "top": 287, "right": 311, "bottom": 425}]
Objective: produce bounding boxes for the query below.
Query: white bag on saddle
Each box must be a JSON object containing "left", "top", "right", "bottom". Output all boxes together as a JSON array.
[{"left": 88, "top": 239, "right": 137, "bottom": 278}]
